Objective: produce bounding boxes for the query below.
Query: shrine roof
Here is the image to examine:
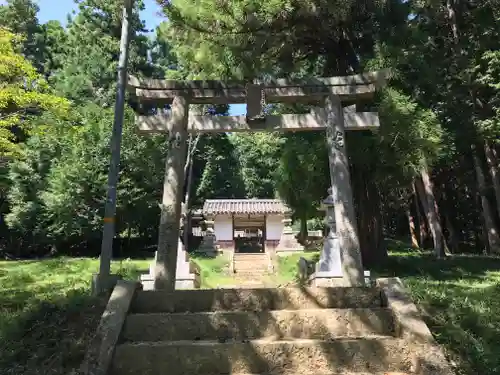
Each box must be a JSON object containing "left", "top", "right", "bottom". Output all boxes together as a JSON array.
[{"left": 202, "top": 199, "right": 290, "bottom": 215}]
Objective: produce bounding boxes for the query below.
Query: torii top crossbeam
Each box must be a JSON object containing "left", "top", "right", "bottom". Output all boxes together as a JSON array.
[{"left": 127, "top": 70, "right": 390, "bottom": 105}]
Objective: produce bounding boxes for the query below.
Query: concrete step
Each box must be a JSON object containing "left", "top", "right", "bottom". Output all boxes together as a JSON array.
[
  {"left": 214, "top": 284, "right": 269, "bottom": 289},
  {"left": 233, "top": 260, "right": 269, "bottom": 266},
  {"left": 233, "top": 258, "right": 269, "bottom": 264},
  {"left": 234, "top": 265, "right": 270, "bottom": 271},
  {"left": 131, "top": 287, "right": 384, "bottom": 313},
  {"left": 233, "top": 253, "right": 268, "bottom": 258},
  {"left": 111, "top": 337, "right": 415, "bottom": 375},
  {"left": 233, "top": 263, "right": 268, "bottom": 266},
  {"left": 231, "top": 273, "right": 270, "bottom": 278},
  {"left": 122, "top": 308, "right": 394, "bottom": 342}
]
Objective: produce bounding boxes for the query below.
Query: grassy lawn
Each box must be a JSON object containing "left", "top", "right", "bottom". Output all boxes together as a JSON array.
[
  {"left": 0, "top": 257, "right": 149, "bottom": 375},
  {"left": 1, "top": 244, "right": 500, "bottom": 375},
  {"left": 190, "top": 252, "right": 235, "bottom": 288},
  {"left": 372, "top": 243, "right": 500, "bottom": 375},
  {"left": 274, "top": 251, "right": 319, "bottom": 285}
]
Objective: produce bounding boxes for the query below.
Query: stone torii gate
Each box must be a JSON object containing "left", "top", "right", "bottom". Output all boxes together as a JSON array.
[{"left": 128, "top": 71, "right": 388, "bottom": 290}]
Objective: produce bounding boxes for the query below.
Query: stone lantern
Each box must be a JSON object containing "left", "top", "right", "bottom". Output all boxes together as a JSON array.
[
  {"left": 312, "top": 187, "right": 343, "bottom": 286},
  {"left": 198, "top": 216, "right": 217, "bottom": 254},
  {"left": 276, "top": 211, "right": 304, "bottom": 253}
]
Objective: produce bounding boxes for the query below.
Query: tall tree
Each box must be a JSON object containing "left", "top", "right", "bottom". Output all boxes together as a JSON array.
[
  {"left": 52, "top": 0, "right": 153, "bottom": 105},
  {"left": 230, "top": 133, "right": 283, "bottom": 198},
  {"left": 275, "top": 132, "right": 329, "bottom": 241},
  {"left": 193, "top": 134, "right": 246, "bottom": 205},
  {"left": 6, "top": 104, "right": 166, "bottom": 254},
  {"left": 0, "top": 0, "right": 45, "bottom": 71},
  {"left": 157, "top": 0, "right": 399, "bottom": 78},
  {"left": 0, "top": 27, "right": 70, "bottom": 159}
]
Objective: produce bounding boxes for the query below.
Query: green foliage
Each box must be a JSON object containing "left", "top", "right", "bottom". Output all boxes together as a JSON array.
[
  {"left": 0, "top": 27, "right": 70, "bottom": 158},
  {"left": 275, "top": 132, "right": 329, "bottom": 233},
  {"left": 230, "top": 133, "right": 283, "bottom": 198},
  {"left": 6, "top": 104, "right": 165, "bottom": 248},
  {"left": 193, "top": 134, "right": 246, "bottom": 205},
  {"left": 474, "top": 50, "right": 500, "bottom": 141},
  {"left": 376, "top": 87, "right": 445, "bottom": 176},
  {"left": 51, "top": 0, "right": 153, "bottom": 105},
  {"left": 0, "top": 0, "right": 45, "bottom": 71},
  {"left": 158, "top": 0, "right": 393, "bottom": 78}
]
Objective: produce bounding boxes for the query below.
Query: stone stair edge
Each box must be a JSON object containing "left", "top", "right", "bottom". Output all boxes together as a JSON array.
[
  {"left": 135, "top": 286, "right": 382, "bottom": 293},
  {"left": 125, "top": 307, "right": 392, "bottom": 317},
  {"left": 117, "top": 336, "right": 401, "bottom": 347},
  {"left": 177, "top": 373, "right": 405, "bottom": 375}
]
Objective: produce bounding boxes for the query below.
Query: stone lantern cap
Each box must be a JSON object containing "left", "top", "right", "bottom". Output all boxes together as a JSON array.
[{"left": 319, "top": 187, "right": 335, "bottom": 210}]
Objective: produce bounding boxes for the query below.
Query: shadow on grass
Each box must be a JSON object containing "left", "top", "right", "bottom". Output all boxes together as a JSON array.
[
  {"left": 373, "top": 251, "right": 500, "bottom": 282},
  {"left": 0, "top": 257, "right": 148, "bottom": 375},
  {"left": 407, "top": 281, "right": 500, "bottom": 375},
  {"left": 0, "top": 289, "right": 107, "bottom": 375},
  {"left": 372, "top": 243, "right": 500, "bottom": 375}
]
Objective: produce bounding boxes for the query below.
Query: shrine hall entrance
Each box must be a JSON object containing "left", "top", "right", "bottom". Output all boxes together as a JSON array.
[
  {"left": 201, "top": 199, "right": 290, "bottom": 254},
  {"left": 233, "top": 214, "right": 266, "bottom": 253}
]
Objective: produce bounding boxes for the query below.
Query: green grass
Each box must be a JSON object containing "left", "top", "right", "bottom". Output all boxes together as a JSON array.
[
  {"left": 371, "top": 243, "right": 500, "bottom": 375},
  {"left": 2, "top": 244, "right": 500, "bottom": 375},
  {"left": 0, "top": 257, "right": 148, "bottom": 375},
  {"left": 274, "top": 251, "right": 319, "bottom": 284},
  {"left": 190, "top": 253, "right": 235, "bottom": 288}
]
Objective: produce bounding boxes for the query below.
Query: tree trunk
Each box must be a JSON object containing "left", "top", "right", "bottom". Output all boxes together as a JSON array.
[
  {"left": 407, "top": 200, "right": 419, "bottom": 248},
  {"left": 412, "top": 182, "right": 428, "bottom": 247},
  {"left": 484, "top": 141, "right": 500, "bottom": 219},
  {"left": 126, "top": 223, "right": 132, "bottom": 251},
  {"left": 182, "top": 134, "right": 200, "bottom": 251},
  {"left": 353, "top": 165, "right": 386, "bottom": 267},
  {"left": 431, "top": 173, "right": 458, "bottom": 254},
  {"left": 437, "top": 177, "right": 461, "bottom": 253},
  {"left": 299, "top": 215, "right": 308, "bottom": 243},
  {"left": 472, "top": 146, "right": 500, "bottom": 253},
  {"left": 443, "top": 213, "right": 460, "bottom": 253},
  {"left": 415, "top": 168, "right": 445, "bottom": 257}
]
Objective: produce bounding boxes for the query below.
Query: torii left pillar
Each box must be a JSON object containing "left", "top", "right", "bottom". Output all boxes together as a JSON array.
[{"left": 153, "top": 96, "right": 189, "bottom": 290}]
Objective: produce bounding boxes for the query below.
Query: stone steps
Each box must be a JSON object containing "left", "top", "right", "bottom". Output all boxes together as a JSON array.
[
  {"left": 130, "top": 287, "right": 384, "bottom": 313},
  {"left": 233, "top": 270, "right": 271, "bottom": 277},
  {"left": 233, "top": 254, "right": 271, "bottom": 272},
  {"left": 111, "top": 337, "right": 415, "bottom": 375},
  {"left": 122, "top": 308, "right": 394, "bottom": 342},
  {"left": 110, "top": 285, "right": 455, "bottom": 375},
  {"left": 233, "top": 264, "right": 270, "bottom": 271},
  {"left": 233, "top": 253, "right": 268, "bottom": 258}
]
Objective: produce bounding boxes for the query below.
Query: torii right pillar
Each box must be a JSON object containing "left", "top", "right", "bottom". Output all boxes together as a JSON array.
[{"left": 313, "top": 93, "right": 367, "bottom": 287}]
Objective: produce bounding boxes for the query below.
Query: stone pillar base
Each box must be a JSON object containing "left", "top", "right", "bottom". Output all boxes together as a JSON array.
[
  {"left": 309, "top": 270, "right": 372, "bottom": 287},
  {"left": 91, "top": 273, "right": 122, "bottom": 296},
  {"left": 140, "top": 273, "right": 200, "bottom": 291},
  {"left": 140, "top": 241, "right": 201, "bottom": 291},
  {"left": 276, "top": 215, "right": 304, "bottom": 253},
  {"left": 276, "top": 233, "right": 304, "bottom": 253}
]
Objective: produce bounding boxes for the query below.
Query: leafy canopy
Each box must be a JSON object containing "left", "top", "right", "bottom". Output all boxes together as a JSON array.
[{"left": 0, "top": 27, "right": 70, "bottom": 157}]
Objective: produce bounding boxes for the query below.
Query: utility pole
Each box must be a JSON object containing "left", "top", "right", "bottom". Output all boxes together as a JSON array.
[{"left": 93, "top": 0, "right": 134, "bottom": 295}]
